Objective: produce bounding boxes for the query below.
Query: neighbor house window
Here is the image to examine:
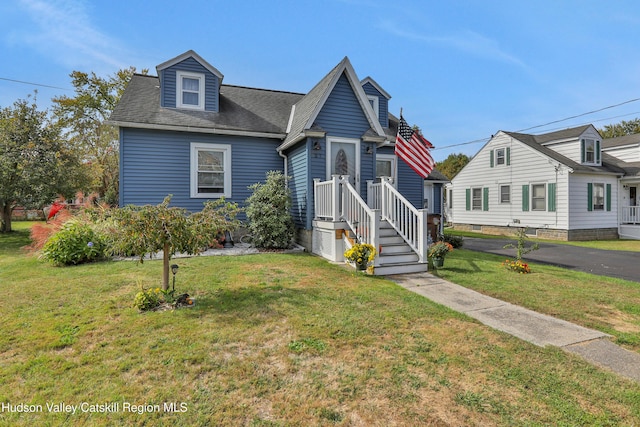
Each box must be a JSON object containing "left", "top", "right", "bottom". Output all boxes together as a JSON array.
[
  {"left": 190, "top": 143, "right": 231, "bottom": 198},
  {"left": 500, "top": 185, "right": 511, "bottom": 203},
  {"left": 496, "top": 148, "right": 505, "bottom": 165},
  {"left": 472, "top": 188, "right": 482, "bottom": 210},
  {"left": 531, "top": 184, "right": 546, "bottom": 211},
  {"left": 581, "top": 138, "right": 601, "bottom": 164},
  {"left": 177, "top": 71, "right": 205, "bottom": 110},
  {"left": 592, "top": 183, "right": 604, "bottom": 210}
]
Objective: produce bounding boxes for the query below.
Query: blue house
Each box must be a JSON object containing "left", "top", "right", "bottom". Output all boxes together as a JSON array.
[{"left": 109, "top": 50, "right": 444, "bottom": 274}]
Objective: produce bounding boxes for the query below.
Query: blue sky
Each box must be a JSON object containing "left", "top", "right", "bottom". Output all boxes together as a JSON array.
[{"left": 1, "top": 0, "right": 640, "bottom": 162}]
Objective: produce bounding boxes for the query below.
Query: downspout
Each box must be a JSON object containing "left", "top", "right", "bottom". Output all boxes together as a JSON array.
[{"left": 278, "top": 149, "right": 288, "bottom": 184}]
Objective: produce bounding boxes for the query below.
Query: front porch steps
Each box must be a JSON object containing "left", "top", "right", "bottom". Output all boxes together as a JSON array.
[{"left": 374, "top": 221, "right": 428, "bottom": 276}]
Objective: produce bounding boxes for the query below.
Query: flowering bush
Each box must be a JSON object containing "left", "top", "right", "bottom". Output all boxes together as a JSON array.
[
  {"left": 40, "top": 219, "right": 106, "bottom": 265},
  {"left": 344, "top": 243, "right": 376, "bottom": 267},
  {"left": 502, "top": 259, "right": 531, "bottom": 274},
  {"left": 133, "top": 287, "right": 164, "bottom": 311},
  {"left": 428, "top": 241, "right": 453, "bottom": 258}
]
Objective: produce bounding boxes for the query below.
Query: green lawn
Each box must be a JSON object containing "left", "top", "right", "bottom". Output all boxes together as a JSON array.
[
  {"left": 446, "top": 228, "right": 640, "bottom": 252},
  {"left": 1, "top": 224, "right": 640, "bottom": 425}
]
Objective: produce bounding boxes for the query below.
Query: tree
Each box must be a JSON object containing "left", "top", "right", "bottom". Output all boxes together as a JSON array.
[
  {"left": 436, "top": 153, "right": 470, "bottom": 180},
  {"left": 245, "top": 171, "right": 294, "bottom": 249},
  {"left": 599, "top": 118, "right": 640, "bottom": 138},
  {"left": 52, "top": 67, "right": 146, "bottom": 206},
  {"left": 0, "top": 95, "right": 86, "bottom": 233},
  {"left": 103, "top": 196, "right": 241, "bottom": 290}
]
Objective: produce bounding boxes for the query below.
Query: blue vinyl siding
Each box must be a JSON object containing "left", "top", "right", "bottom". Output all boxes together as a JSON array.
[
  {"left": 362, "top": 81, "right": 389, "bottom": 128},
  {"left": 433, "top": 184, "right": 442, "bottom": 214},
  {"left": 160, "top": 57, "right": 219, "bottom": 112},
  {"left": 120, "top": 128, "right": 282, "bottom": 213},
  {"left": 316, "top": 73, "right": 371, "bottom": 139},
  {"left": 287, "top": 141, "right": 310, "bottom": 229}
]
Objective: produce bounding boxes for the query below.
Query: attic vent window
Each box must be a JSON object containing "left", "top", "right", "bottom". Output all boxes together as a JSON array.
[{"left": 177, "top": 71, "right": 204, "bottom": 110}]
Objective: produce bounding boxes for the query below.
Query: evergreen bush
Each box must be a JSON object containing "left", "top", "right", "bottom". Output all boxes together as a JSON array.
[{"left": 245, "top": 171, "right": 294, "bottom": 249}]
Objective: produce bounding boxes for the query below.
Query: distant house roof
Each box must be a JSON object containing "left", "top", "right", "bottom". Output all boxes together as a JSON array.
[
  {"left": 502, "top": 125, "right": 625, "bottom": 176},
  {"left": 109, "top": 74, "right": 304, "bottom": 138},
  {"left": 602, "top": 133, "right": 640, "bottom": 149}
]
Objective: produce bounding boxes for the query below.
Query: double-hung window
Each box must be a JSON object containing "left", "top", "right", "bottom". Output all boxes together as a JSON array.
[
  {"left": 531, "top": 184, "right": 546, "bottom": 211},
  {"left": 177, "top": 71, "right": 204, "bottom": 110},
  {"left": 500, "top": 185, "right": 511, "bottom": 203},
  {"left": 190, "top": 143, "right": 231, "bottom": 198},
  {"left": 592, "top": 183, "right": 605, "bottom": 211},
  {"left": 496, "top": 148, "right": 505, "bottom": 165},
  {"left": 472, "top": 188, "right": 482, "bottom": 210}
]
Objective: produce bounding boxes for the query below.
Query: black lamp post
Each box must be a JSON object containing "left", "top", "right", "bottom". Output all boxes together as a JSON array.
[{"left": 171, "top": 264, "right": 179, "bottom": 294}]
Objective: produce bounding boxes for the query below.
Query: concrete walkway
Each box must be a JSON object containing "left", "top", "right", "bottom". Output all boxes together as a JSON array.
[{"left": 388, "top": 272, "right": 640, "bottom": 383}]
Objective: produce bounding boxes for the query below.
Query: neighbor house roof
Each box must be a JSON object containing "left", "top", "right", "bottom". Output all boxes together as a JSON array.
[
  {"left": 109, "top": 74, "right": 304, "bottom": 138},
  {"left": 602, "top": 133, "right": 640, "bottom": 149},
  {"left": 503, "top": 125, "right": 625, "bottom": 176}
]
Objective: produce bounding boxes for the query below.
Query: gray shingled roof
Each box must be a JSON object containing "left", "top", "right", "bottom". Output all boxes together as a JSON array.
[
  {"left": 109, "top": 74, "right": 304, "bottom": 136},
  {"left": 602, "top": 133, "right": 640, "bottom": 149},
  {"left": 503, "top": 126, "right": 625, "bottom": 176}
]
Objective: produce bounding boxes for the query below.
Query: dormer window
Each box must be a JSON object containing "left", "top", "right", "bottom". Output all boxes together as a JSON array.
[
  {"left": 581, "top": 138, "right": 601, "bottom": 165},
  {"left": 367, "top": 95, "right": 379, "bottom": 118},
  {"left": 177, "top": 71, "right": 204, "bottom": 110}
]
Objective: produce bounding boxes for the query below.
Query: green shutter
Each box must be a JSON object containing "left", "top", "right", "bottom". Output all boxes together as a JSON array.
[
  {"left": 596, "top": 140, "right": 601, "bottom": 163},
  {"left": 490, "top": 150, "right": 494, "bottom": 168},
  {"left": 483, "top": 187, "right": 489, "bottom": 211},
  {"left": 587, "top": 183, "right": 593, "bottom": 211},
  {"left": 465, "top": 188, "right": 471, "bottom": 211},
  {"left": 548, "top": 183, "right": 556, "bottom": 212},
  {"left": 506, "top": 147, "right": 511, "bottom": 166},
  {"left": 581, "top": 139, "right": 586, "bottom": 163},
  {"left": 522, "top": 185, "right": 529, "bottom": 211},
  {"left": 606, "top": 183, "right": 612, "bottom": 211}
]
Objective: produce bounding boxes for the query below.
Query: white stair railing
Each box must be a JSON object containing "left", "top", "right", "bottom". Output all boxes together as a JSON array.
[
  {"left": 621, "top": 206, "right": 640, "bottom": 224},
  {"left": 379, "top": 177, "right": 428, "bottom": 263},
  {"left": 340, "top": 176, "right": 380, "bottom": 266},
  {"left": 313, "top": 175, "right": 341, "bottom": 220}
]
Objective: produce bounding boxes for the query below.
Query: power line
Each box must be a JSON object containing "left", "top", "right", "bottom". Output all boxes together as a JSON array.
[
  {"left": 433, "top": 97, "right": 640, "bottom": 151},
  {"left": 0, "top": 77, "right": 71, "bottom": 91}
]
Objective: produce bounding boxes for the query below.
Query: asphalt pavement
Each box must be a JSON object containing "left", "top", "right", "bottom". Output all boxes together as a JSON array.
[{"left": 462, "top": 237, "right": 640, "bottom": 283}]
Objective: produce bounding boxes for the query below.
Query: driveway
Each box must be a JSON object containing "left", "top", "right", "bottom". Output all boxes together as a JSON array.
[{"left": 462, "top": 237, "right": 640, "bottom": 283}]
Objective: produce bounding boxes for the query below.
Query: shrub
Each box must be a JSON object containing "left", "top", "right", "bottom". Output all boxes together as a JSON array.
[
  {"left": 25, "top": 209, "right": 73, "bottom": 252},
  {"left": 442, "top": 233, "right": 464, "bottom": 249},
  {"left": 40, "top": 219, "right": 105, "bottom": 265},
  {"left": 245, "top": 171, "right": 294, "bottom": 249},
  {"left": 133, "top": 287, "right": 163, "bottom": 311}
]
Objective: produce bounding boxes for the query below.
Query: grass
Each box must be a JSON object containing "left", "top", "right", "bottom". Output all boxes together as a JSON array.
[
  {"left": 1, "top": 223, "right": 640, "bottom": 425},
  {"left": 445, "top": 228, "right": 640, "bottom": 252}
]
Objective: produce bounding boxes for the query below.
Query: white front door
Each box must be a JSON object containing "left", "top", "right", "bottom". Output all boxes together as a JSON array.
[{"left": 327, "top": 137, "right": 360, "bottom": 191}]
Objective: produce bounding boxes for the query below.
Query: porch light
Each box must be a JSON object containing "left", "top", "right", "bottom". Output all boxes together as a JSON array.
[
  {"left": 366, "top": 146, "right": 373, "bottom": 154},
  {"left": 313, "top": 140, "right": 321, "bottom": 150}
]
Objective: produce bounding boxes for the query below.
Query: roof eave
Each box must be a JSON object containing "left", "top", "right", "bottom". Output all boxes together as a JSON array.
[{"left": 108, "top": 120, "right": 286, "bottom": 140}]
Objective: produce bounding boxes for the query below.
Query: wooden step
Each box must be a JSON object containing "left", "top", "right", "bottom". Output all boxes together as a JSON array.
[{"left": 373, "top": 262, "right": 429, "bottom": 276}]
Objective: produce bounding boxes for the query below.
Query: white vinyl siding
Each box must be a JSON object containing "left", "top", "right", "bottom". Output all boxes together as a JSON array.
[
  {"left": 190, "top": 142, "right": 231, "bottom": 198},
  {"left": 450, "top": 131, "right": 569, "bottom": 229},
  {"left": 567, "top": 174, "right": 618, "bottom": 229}
]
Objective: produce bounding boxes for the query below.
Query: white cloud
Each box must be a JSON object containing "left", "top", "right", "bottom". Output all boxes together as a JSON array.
[
  {"left": 379, "top": 19, "right": 528, "bottom": 70},
  {"left": 16, "top": 0, "right": 128, "bottom": 71}
]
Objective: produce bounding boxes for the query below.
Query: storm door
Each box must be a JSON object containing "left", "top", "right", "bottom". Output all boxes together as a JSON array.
[{"left": 327, "top": 137, "right": 360, "bottom": 192}]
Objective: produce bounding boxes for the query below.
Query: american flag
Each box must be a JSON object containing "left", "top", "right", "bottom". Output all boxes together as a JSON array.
[{"left": 395, "top": 115, "right": 435, "bottom": 178}]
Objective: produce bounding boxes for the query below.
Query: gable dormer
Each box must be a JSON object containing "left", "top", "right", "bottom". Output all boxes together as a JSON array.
[
  {"left": 536, "top": 125, "right": 602, "bottom": 167},
  {"left": 360, "top": 77, "right": 391, "bottom": 128},
  {"left": 156, "top": 50, "right": 224, "bottom": 112}
]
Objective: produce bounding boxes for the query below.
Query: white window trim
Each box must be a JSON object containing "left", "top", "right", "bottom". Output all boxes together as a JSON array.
[
  {"left": 190, "top": 142, "right": 231, "bottom": 198},
  {"left": 496, "top": 148, "right": 506, "bottom": 165},
  {"left": 592, "top": 182, "right": 605, "bottom": 211},
  {"left": 531, "top": 183, "right": 546, "bottom": 211},
  {"left": 376, "top": 153, "right": 397, "bottom": 185},
  {"left": 472, "top": 187, "right": 482, "bottom": 211},
  {"left": 499, "top": 184, "right": 511, "bottom": 204},
  {"left": 367, "top": 95, "right": 379, "bottom": 119},
  {"left": 177, "top": 71, "right": 205, "bottom": 110}
]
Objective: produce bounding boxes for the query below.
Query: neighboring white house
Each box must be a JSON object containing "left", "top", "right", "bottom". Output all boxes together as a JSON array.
[{"left": 446, "top": 125, "right": 640, "bottom": 240}]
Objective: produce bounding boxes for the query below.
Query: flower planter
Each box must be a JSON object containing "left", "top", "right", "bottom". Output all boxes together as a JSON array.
[{"left": 432, "top": 256, "right": 444, "bottom": 268}]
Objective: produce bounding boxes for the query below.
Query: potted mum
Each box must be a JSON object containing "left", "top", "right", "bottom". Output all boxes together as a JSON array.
[
  {"left": 428, "top": 241, "right": 453, "bottom": 268},
  {"left": 344, "top": 243, "right": 376, "bottom": 271}
]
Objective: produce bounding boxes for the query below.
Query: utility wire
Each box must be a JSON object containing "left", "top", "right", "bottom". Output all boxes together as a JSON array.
[
  {"left": 0, "top": 77, "right": 71, "bottom": 91},
  {"left": 433, "top": 97, "right": 640, "bottom": 151}
]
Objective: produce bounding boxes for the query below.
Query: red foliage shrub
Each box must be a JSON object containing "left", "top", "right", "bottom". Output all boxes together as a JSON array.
[{"left": 24, "top": 209, "right": 73, "bottom": 252}]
